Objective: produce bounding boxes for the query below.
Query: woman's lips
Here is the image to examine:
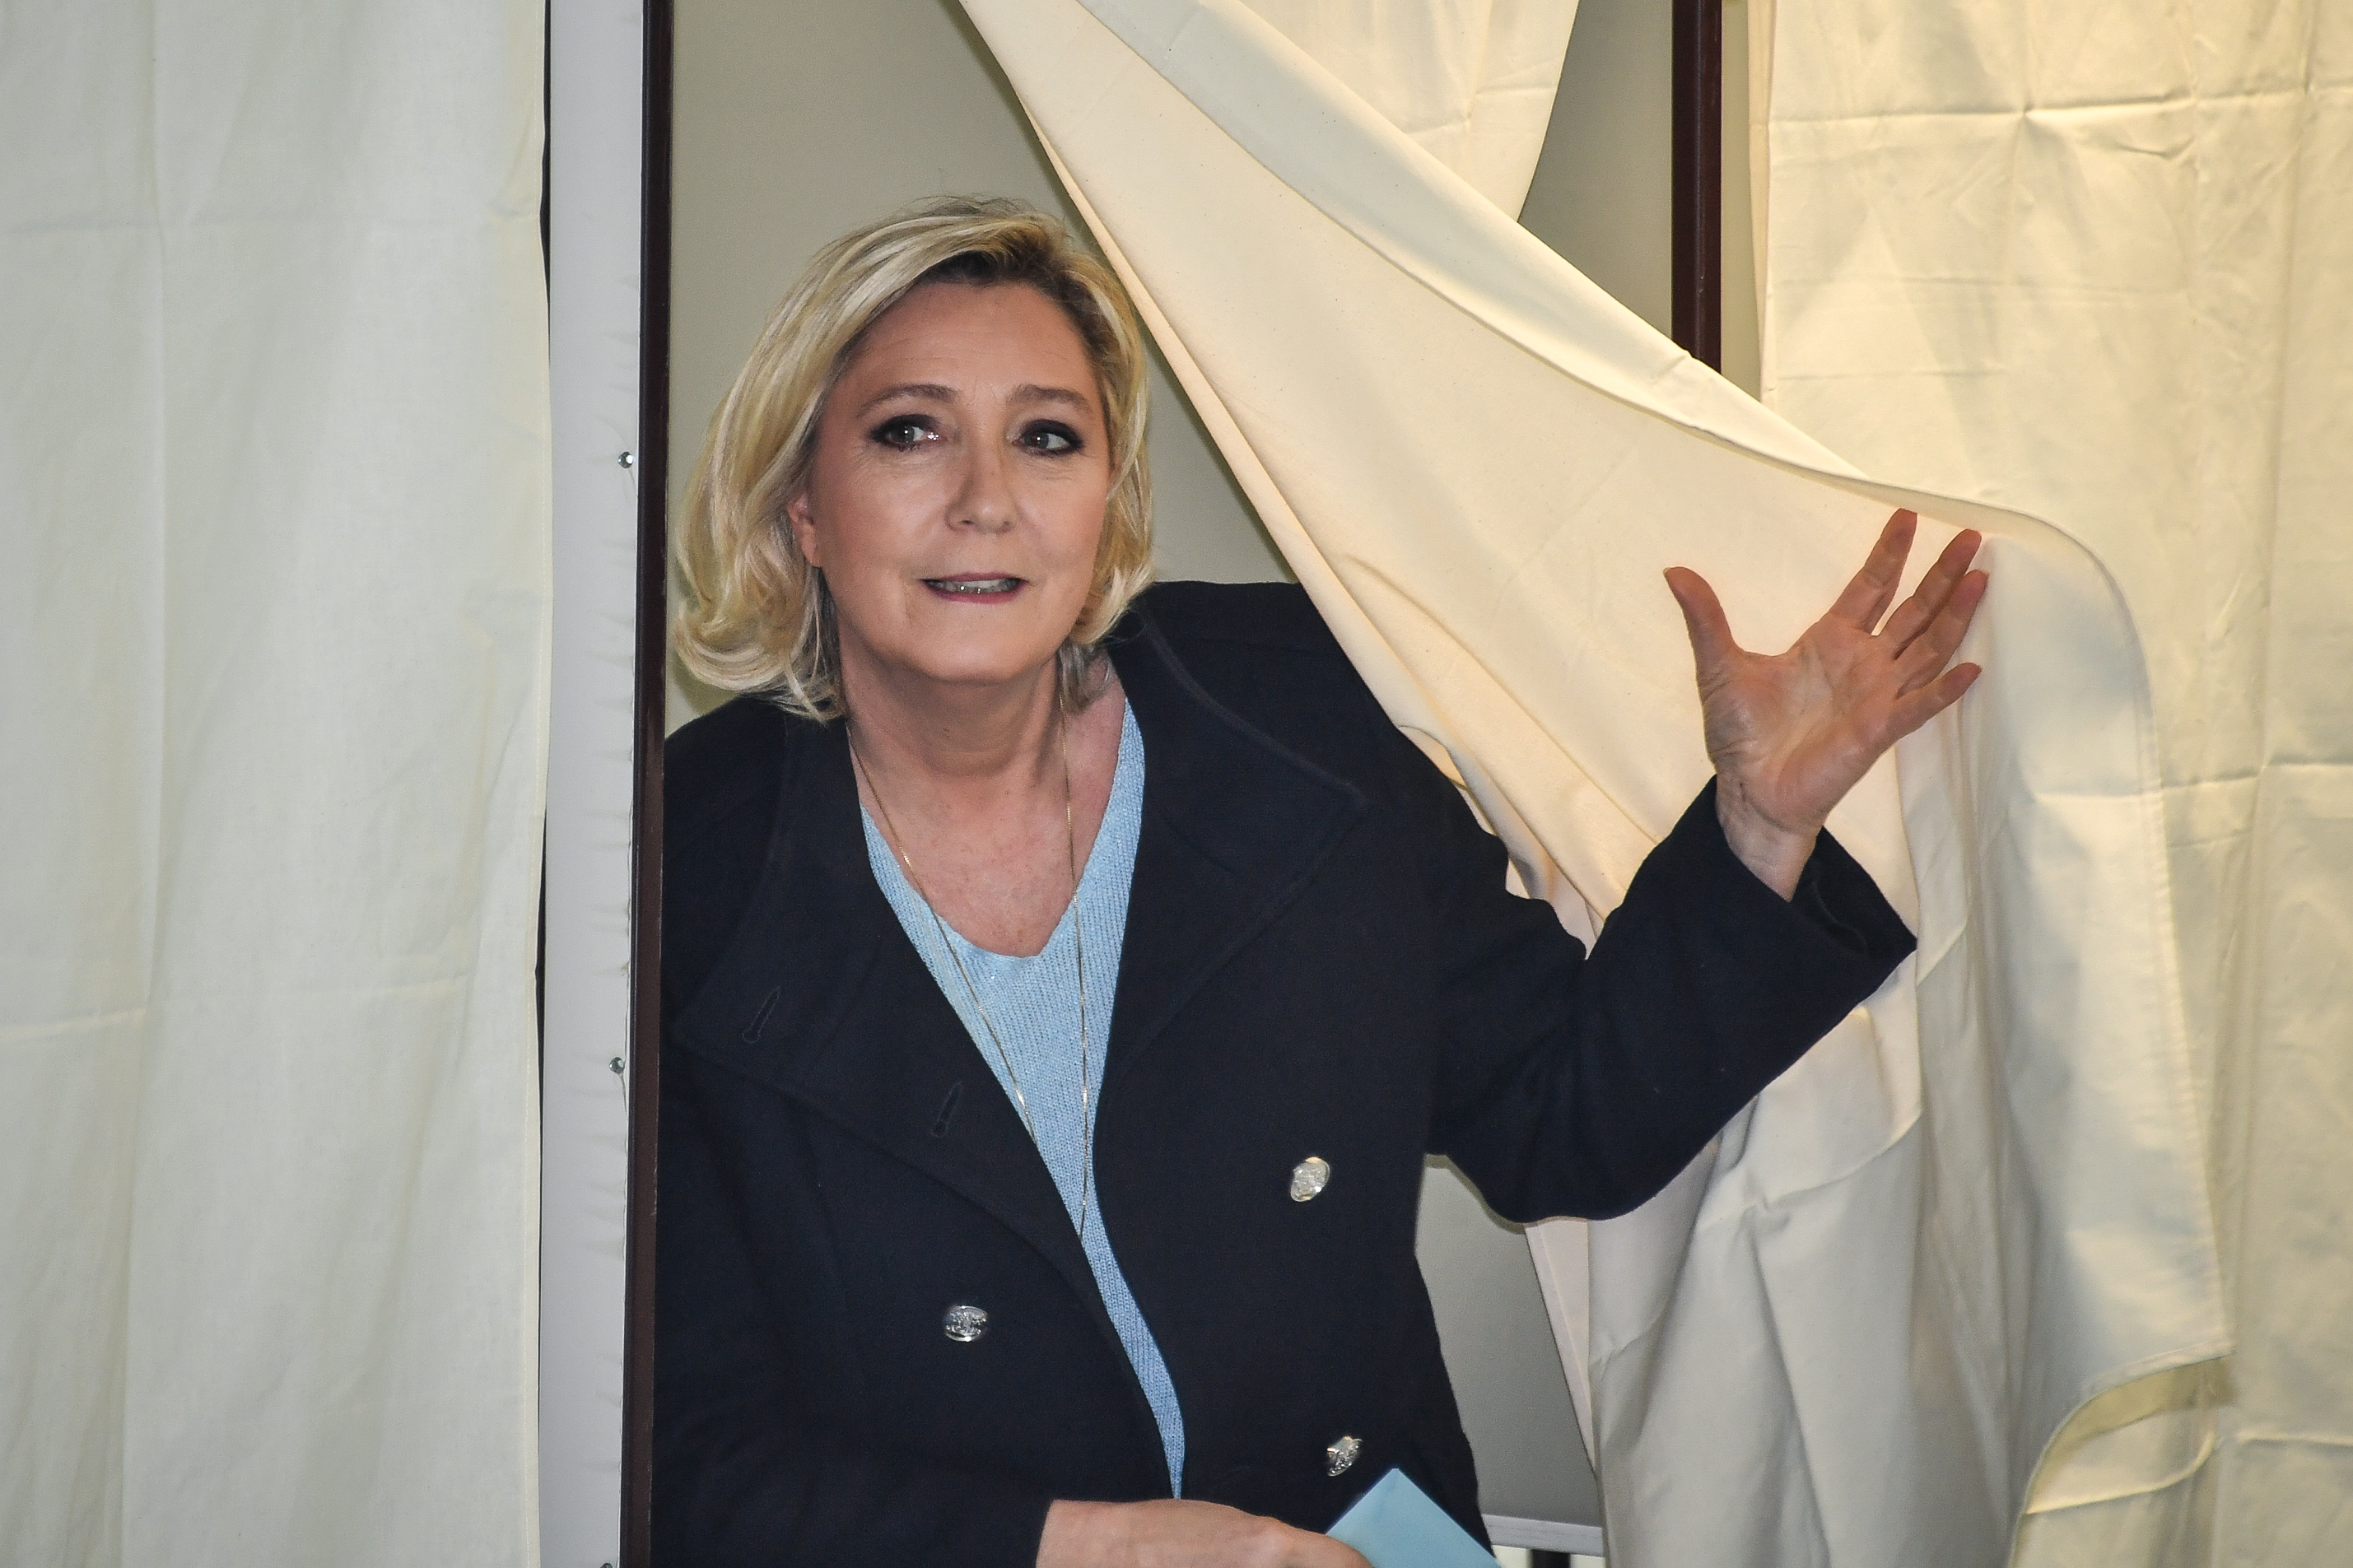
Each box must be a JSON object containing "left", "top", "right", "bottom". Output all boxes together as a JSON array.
[{"left": 922, "top": 575, "right": 1023, "bottom": 599}]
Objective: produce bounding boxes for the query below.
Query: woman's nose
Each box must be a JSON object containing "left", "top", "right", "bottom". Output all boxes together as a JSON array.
[{"left": 950, "top": 439, "right": 1017, "bottom": 532}]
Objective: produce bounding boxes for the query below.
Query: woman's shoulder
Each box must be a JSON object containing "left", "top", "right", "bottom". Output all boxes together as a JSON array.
[
  {"left": 1121, "top": 579, "right": 1407, "bottom": 779},
  {"left": 1125, "top": 579, "right": 1342, "bottom": 658},
  {"left": 1122, "top": 579, "right": 1372, "bottom": 713},
  {"left": 662, "top": 697, "right": 818, "bottom": 1021},
  {"left": 664, "top": 695, "right": 806, "bottom": 846}
]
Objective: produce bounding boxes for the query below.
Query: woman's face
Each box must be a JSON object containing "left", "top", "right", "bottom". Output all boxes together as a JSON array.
[{"left": 790, "top": 281, "right": 1114, "bottom": 705}]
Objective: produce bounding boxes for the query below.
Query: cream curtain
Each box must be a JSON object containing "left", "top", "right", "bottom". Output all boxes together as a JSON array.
[
  {"left": 961, "top": 2, "right": 2227, "bottom": 1564},
  {"left": 1237, "top": 0, "right": 1578, "bottom": 214},
  {"left": 1758, "top": 2, "right": 2353, "bottom": 1561},
  {"left": 0, "top": 4, "right": 551, "bottom": 1565}
]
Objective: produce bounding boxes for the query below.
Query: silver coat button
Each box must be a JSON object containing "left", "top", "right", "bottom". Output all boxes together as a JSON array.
[
  {"left": 1326, "top": 1435, "right": 1362, "bottom": 1476},
  {"left": 1290, "top": 1156, "right": 1332, "bottom": 1203},
  {"left": 942, "top": 1303, "right": 990, "bottom": 1342}
]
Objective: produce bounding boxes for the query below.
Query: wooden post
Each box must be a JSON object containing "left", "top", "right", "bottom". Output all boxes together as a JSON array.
[
  {"left": 1671, "top": 0, "right": 1724, "bottom": 368},
  {"left": 619, "top": 0, "right": 674, "bottom": 1561}
]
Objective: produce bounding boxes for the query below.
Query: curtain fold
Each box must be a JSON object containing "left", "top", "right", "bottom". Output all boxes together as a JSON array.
[
  {"left": 1759, "top": 2, "right": 2353, "bottom": 1561},
  {"left": 1237, "top": 0, "right": 1578, "bottom": 215},
  {"left": 962, "top": 1, "right": 2225, "bottom": 1562},
  {"left": 0, "top": 5, "right": 551, "bottom": 1565}
]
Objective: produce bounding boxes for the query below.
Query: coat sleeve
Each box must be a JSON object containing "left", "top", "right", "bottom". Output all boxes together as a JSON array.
[
  {"left": 1413, "top": 753, "right": 1917, "bottom": 1221},
  {"left": 652, "top": 1054, "right": 1055, "bottom": 1568}
]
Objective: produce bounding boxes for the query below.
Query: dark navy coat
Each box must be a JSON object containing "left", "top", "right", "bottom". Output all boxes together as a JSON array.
[{"left": 654, "top": 582, "right": 1913, "bottom": 1566}]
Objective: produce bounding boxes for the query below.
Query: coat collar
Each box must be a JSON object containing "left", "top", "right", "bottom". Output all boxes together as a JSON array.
[
  {"left": 666, "top": 599, "right": 1364, "bottom": 1407},
  {"left": 1097, "top": 608, "right": 1367, "bottom": 1093}
]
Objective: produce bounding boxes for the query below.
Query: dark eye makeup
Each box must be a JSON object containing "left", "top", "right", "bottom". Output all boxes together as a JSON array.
[
  {"left": 868, "top": 413, "right": 937, "bottom": 449},
  {"left": 1020, "top": 421, "right": 1084, "bottom": 455},
  {"left": 861, "top": 413, "right": 1088, "bottom": 455}
]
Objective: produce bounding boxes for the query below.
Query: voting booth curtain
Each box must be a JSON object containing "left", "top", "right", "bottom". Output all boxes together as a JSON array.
[
  {"left": 1759, "top": 2, "right": 2353, "bottom": 1562},
  {"left": 6, "top": 2, "right": 2319, "bottom": 1565},
  {"left": 0, "top": 4, "right": 550, "bottom": 1566},
  {"left": 965, "top": 2, "right": 2229, "bottom": 1565},
  {"left": 1228, "top": 0, "right": 1580, "bottom": 214}
]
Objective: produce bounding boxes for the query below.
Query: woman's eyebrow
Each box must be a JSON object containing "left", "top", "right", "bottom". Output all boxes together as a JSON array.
[
  {"left": 855, "top": 381, "right": 1092, "bottom": 413},
  {"left": 857, "top": 381, "right": 958, "bottom": 412},
  {"left": 1011, "top": 384, "right": 1092, "bottom": 410}
]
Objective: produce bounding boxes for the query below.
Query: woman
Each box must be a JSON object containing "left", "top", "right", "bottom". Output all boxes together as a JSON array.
[{"left": 657, "top": 198, "right": 1984, "bottom": 1568}]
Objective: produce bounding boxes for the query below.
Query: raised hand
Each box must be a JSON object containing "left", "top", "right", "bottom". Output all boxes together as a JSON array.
[{"left": 1665, "top": 509, "right": 1987, "bottom": 898}]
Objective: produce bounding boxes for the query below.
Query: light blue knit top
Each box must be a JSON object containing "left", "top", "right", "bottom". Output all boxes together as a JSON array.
[{"left": 860, "top": 702, "right": 1186, "bottom": 1494}]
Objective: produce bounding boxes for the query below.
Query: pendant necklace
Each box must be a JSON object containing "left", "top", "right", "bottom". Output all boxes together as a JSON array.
[{"left": 850, "top": 715, "right": 1096, "bottom": 1247}]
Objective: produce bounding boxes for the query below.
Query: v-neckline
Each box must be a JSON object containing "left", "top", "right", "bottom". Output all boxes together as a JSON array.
[{"left": 859, "top": 699, "right": 1136, "bottom": 963}]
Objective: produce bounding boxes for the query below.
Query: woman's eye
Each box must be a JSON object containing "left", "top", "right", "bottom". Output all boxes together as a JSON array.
[
  {"left": 869, "top": 415, "right": 936, "bottom": 449},
  {"left": 1021, "top": 421, "right": 1083, "bottom": 455}
]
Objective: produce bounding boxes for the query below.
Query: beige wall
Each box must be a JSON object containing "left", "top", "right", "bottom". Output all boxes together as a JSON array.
[{"left": 1522, "top": 0, "right": 1672, "bottom": 332}]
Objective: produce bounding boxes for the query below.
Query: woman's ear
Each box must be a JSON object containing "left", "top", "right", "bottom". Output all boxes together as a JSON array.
[{"left": 785, "top": 490, "right": 822, "bottom": 568}]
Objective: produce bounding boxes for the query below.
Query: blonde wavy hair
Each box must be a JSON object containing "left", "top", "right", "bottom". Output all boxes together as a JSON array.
[{"left": 673, "top": 196, "right": 1155, "bottom": 720}]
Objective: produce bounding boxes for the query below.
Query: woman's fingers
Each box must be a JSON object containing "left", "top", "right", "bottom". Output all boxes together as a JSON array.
[
  {"left": 1894, "top": 570, "right": 1989, "bottom": 693},
  {"left": 1664, "top": 565, "right": 1741, "bottom": 685},
  {"left": 1889, "top": 660, "right": 1983, "bottom": 738},
  {"left": 1878, "top": 528, "right": 1983, "bottom": 650},
  {"left": 1826, "top": 509, "right": 1917, "bottom": 631}
]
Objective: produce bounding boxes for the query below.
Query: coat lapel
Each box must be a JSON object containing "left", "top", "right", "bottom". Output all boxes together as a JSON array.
[
  {"left": 1102, "top": 612, "right": 1365, "bottom": 1096},
  {"left": 667, "top": 719, "right": 1107, "bottom": 1336}
]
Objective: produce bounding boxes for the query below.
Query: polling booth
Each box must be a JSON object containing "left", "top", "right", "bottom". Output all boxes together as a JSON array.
[
  {"left": 7, "top": 2, "right": 2350, "bottom": 1567},
  {"left": 546, "top": 2, "right": 2229, "bottom": 1564}
]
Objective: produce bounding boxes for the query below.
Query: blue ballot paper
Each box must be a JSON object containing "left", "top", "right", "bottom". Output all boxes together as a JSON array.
[{"left": 1324, "top": 1468, "right": 1498, "bottom": 1567}]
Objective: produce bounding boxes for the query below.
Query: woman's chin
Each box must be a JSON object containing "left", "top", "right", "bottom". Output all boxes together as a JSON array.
[
  {"left": 897, "top": 606, "right": 1085, "bottom": 683},
  {"left": 833, "top": 590, "right": 1093, "bottom": 702},
  {"left": 868, "top": 642, "right": 1070, "bottom": 700}
]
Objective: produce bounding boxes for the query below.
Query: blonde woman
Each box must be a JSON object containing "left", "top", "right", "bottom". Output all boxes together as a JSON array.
[{"left": 656, "top": 198, "right": 1984, "bottom": 1567}]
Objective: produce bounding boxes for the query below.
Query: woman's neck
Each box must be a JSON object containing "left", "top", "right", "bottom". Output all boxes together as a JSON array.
[
  {"left": 838, "top": 649, "right": 1069, "bottom": 803},
  {"left": 838, "top": 643, "right": 1125, "bottom": 959}
]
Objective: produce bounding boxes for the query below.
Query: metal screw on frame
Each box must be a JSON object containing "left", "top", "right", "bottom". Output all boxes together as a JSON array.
[
  {"left": 609, "top": 1057, "right": 626, "bottom": 1076},
  {"left": 617, "top": 450, "right": 636, "bottom": 468}
]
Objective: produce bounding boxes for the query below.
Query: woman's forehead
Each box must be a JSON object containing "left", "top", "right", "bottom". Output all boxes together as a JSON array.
[{"left": 842, "top": 281, "right": 1097, "bottom": 402}]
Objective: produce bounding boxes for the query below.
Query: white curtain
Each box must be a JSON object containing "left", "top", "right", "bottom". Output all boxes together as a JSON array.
[
  {"left": 1757, "top": 2, "right": 2353, "bottom": 1561},
  {"left": 0, "top": 4, "right": 551, "bottom": 1565},
  {"left": 961, "top": 2, "right": 2225, "bottom": 1564},
  {"left": 1237, "top": 0, "right": 1578, "bottom": 214}
]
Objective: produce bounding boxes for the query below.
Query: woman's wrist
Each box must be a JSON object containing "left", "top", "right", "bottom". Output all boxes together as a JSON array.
[
  {"left": 1715, "top": 780, "right": 1817, "bottom": 900},
  {"left": 1039, "top": 1500, "right": 1127, "bottom": 1568},
  {"left": 1036, "top": 1496, "right": 1371, "bottom": 1568}
]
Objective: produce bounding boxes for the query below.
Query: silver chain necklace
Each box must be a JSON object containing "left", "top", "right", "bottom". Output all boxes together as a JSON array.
[{"left": 850, "top": 716, "right": 1096, "bottom": 1246}]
